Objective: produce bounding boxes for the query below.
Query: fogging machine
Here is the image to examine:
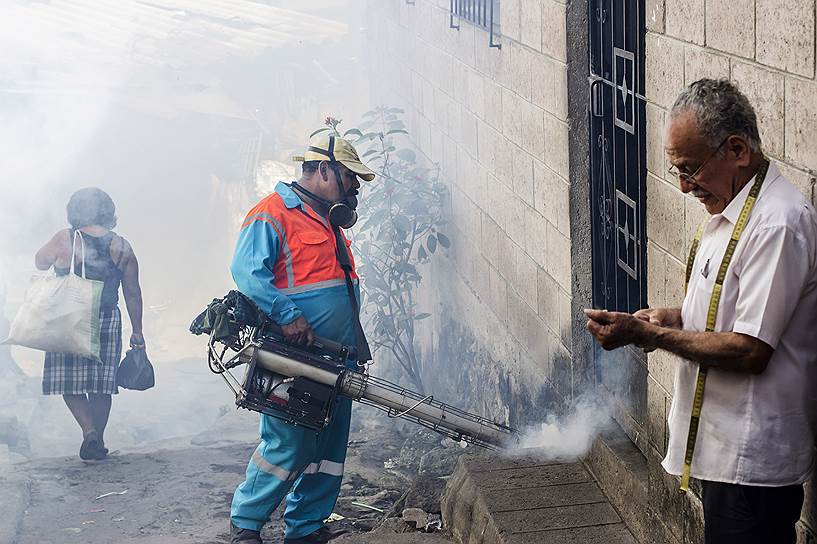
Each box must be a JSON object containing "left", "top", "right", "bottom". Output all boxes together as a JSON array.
[{"left": 191, "top": 291, "right": 518, "bottom": 449}]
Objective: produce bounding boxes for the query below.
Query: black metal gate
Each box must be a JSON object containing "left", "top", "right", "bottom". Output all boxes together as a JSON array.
[
  {"left": 588, "top": 0, "right": 648, "bottom": 423},
  {"left": 589, "top": 0, "right": 646, "bottom": 314}
]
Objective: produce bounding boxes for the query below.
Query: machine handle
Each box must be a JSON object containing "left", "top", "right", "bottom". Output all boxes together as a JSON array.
[{"left": 267, "top": 323, "right": 355, "bottom": 360}]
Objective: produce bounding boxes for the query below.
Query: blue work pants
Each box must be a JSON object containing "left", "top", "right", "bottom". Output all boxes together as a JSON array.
[{"left": 230, "top": 396, "right": 352, "bottom": 539}]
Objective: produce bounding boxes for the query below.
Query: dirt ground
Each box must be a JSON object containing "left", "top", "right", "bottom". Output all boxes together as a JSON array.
[{"left": 0, "top": 402, "right": 463, "bottom": 544}]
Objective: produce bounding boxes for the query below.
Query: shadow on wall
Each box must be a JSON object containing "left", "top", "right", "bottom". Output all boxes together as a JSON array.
[{"left": 427, "top": 308, "right": 561, "bottom": 430}]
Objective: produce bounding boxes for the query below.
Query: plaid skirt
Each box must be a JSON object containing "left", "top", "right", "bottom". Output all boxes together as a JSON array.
[{"left": 42, "top": 307, "right": 122, "bottom": 395}]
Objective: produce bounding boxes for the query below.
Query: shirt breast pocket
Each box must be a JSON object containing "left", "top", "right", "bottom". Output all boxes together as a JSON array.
[{"left": 293, "top": 230, "right": 336, "bottom": 276}]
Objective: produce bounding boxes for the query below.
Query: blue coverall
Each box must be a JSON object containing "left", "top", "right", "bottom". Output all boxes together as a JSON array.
[{"left": 229, "top": 182, "right": 360, "bottom": 539}]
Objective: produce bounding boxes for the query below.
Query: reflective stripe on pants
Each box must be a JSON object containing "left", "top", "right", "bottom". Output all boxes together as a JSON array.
[{"left": 230, "top": 396, "right": 352, "bottom": 539}]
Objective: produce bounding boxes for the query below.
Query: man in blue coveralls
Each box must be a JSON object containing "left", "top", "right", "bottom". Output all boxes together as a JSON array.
[{"left": 229, "top": 131, "right": 376, "bottom": 544}]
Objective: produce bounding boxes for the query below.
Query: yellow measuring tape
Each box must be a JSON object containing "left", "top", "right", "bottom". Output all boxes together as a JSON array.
[{"left": 679, "top": 159, "right": 770, "bottom": 493}]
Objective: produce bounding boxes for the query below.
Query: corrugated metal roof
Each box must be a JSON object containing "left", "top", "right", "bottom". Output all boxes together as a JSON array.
[{"left": 0, "top": 0, "right": 350, "bottom": 117}]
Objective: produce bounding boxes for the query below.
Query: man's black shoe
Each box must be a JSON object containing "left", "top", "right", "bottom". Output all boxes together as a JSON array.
[
  {"left": 230, "top": 522, "right": 263, "bottom": 544},
  {"left": 283, "top": 525, "right": 348, "bottom": 544}
]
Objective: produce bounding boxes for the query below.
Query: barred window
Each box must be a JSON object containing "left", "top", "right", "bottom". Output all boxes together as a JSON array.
[{"left": 449, "top": 0, "right": 501, "bottom": 49}]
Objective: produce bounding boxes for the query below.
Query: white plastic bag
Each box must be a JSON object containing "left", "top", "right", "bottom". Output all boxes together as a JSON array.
[{"left": 5, "top": 232, "right": 103, "bottom": 359}]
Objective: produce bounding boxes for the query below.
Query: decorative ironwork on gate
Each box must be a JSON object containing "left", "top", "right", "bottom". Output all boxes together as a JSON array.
[
  {"left": 449, "top": 0, "right": 501, "bottom": 49},
  {"left": 588, "top": 0, "right": 647, "bottom": 314}
]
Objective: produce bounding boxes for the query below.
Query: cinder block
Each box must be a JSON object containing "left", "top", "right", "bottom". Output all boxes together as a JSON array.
[
  {"left": 483, "top": 78, "right": 504, "bottom": 130},
  {"left": 514, "top": 246, "right": 539, "bottom": 305},
  {"left": 525, "top": 206, "right": 549, "bottom": 268},
  {"left": 537, "top": 267, "right": 560, "bottom": 328},
  {"left": 466, "top": 68, "right": 486, "bottom": 119},
  {"left": 705, "top": 0, "right": 754, "bottom": 58},
  {"left": 521, "top": 102, "right": 546, "bottom": 159},
  {"left": 506, "top": 195, "right": 530, "bottom": 245},
  {"left": 484, "top": 175, "right": 513, "bottom": 232},
  {"left": 664, "top": 255, "right": 686, "bottom": 308},
  {"left": 646, "top": 103, "right": 667, "bottom": 179},
  {"left": 648, "top": 347, "right": 678, "bottom": 397},
  {"left": 757, "top": 0, "right": 815, "bottom": 78},
  {"left": 455, "top": 149, "right": 479, "bottom": 202},
  {"left": 475, "top": 32, "right": 508, "bottom": 85},
  {"left": 500, "top": 0, "right": 521, "bottom": 43},
  {"left": 774, "top": 159, "right": 816, "bottom": 203},
  {"left": 494, "top": 136, "right": 516, "bottom": 188},
  {"left": 433, "top": 88, "right": 451, "bottom": 137},
  {"left": 442, "top": 134, "right": 458, "bottom": 182},
  {"left": 646, "top": 33, "right": 686, "bottom": 110},
  {"left": 513, "top": 152, "right": 535, "bottom": 204},
  {"left": 785, "top": 77, "right": 817, "bottom": 172},
  {"left": 542, "top": 0, "right": 567, "bottom": 62},
  {"left": 482, "top": 213, "right": 501, "bottom": 262},
  {"left": 455, "top": 18, "right": 476, "bottom": 69},
  {"left": 472, "top": 254, "right": 491, "bottom": 302},
  {"left": 464, "top": 162, "right": 488, "bottom": 212},
  {"left": 497, "top": 231, "right": 519, "bottom": 287},
  {"left": 647, "top": 242, "right": 668, "bottom": 308},
  {"left": 647, "top": 376, "right": 670, "bottom": 455},
  {"left": 684, "top": 46, "right": 730, "bottom": 85},
  {"left": 553, "top": 178, "right": 571, "bottom": 237},
  {"left": 477, "top": 120, "right": 498, "bottom": 173},
  {"left": 451, "top": 187, "right": 482, "bottom": 246},
  {"left": 547, "top": 222, "right": 572, "bottom": 292},
  {"left": 544, "top": 113, "right": 569, "bottom": 179},
  {"left": 558, "top": 287, "right": 572, "bottom": 350},
  {"left": 533, "top": 161, "right": 570, "bottom": 234},
  {"left": 450, "top": 61, "right": 470, "bottom": 107},
  {"left": 488, "top": 265, "right": 509, "bottom": 320},
  {"left": 646, "top": 174, "right": 686, "bottom": 261},
  {"left": 429, "top": 125, "right": 444, "bottom": 165},
  {"left": 520, "top": 0, "right": 543, "bottom": 51},
  {"left": 502, "top": 88, "right": 525, "bottom": 148},
  {"left": 731, "top": 61, "right": 784, "bottom": 158},
  {"left": 509, "top": 42, "right": 533, "bottom": 101},
  {"left": 551, "top": 61, "right": 569, "bottom": 121},
  {"left": 646, "top": 0, "right": 666, "bottom": 33},
  {"left": 665, "top": 0, "right": 705, "bottom": 45},
  {"left": 459, "top": 108, "right": 479, "bottom": 158}
]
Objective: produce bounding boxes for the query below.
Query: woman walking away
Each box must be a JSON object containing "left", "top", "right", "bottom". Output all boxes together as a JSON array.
[{"left": 35, "top": 188, "right": 144, "bottom": 460}]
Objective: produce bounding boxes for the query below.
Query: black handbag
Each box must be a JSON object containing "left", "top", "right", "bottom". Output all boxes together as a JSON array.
[{"left": 117, "top": 348, "right": 155, "bottom": 390}]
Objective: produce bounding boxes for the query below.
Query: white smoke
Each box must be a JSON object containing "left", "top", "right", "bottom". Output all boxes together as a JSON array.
[{"left": 514, "top": 393, "right": 613, "bottom": 459}]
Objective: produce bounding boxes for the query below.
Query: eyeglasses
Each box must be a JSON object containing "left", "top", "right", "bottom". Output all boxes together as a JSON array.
[{"left": 667, "top": 137, "right": 729, "bottom": 184}]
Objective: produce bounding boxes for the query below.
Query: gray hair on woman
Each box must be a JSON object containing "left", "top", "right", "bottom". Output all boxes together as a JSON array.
[{"left": 670, "top": 78, "right": 762, "bottom": 153}]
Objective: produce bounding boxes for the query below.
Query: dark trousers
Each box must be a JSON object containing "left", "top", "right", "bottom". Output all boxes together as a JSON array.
[{"left": 702, "top": 480, "right": 804, "bottom": 544}]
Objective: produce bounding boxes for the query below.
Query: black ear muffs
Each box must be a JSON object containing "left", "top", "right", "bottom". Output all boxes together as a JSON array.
[
  {"left": 327, "top": 162, "right": 358, "bottom": 229},
  {"left": 297, "top": 136, "right": 359, "bottom": 229},
  {"left": 328, "top": 204, "right": 357, "bottom": 229}
]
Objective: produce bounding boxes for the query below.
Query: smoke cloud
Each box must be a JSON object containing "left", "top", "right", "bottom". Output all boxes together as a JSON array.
[
  {"left": 514, "top": 393, "right": 613, "bottom": 460},
  {"left": 0, "top": 0, "right": 369, "bottom": 457}
]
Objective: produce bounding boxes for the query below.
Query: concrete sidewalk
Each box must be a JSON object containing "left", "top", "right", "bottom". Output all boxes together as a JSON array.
[{"left": 441, "top": 451, "right": 637, "bottom": 544}]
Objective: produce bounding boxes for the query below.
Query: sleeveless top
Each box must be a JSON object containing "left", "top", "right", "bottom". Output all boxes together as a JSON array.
[{"left": 55, "top": 231, "right": 124, "bottom": 312}]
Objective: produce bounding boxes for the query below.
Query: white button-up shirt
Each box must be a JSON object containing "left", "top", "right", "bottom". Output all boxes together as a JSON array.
[{"left": 662, "top": 163, "right": 817, "bottom": 486}]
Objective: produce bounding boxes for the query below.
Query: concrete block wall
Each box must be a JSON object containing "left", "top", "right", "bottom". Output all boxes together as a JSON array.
[
  {"left": 364, "top": 0, "right": 576, "bottom": 426},
  {"left": 366, "top": 0, "right": 817, "bottom": 540},
  {"left": 645, "top": 0, "right": 817, "bottom": 540}
]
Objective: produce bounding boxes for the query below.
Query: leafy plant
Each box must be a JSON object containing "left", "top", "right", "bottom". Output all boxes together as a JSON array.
[{"left": 316, "top": 110, "right": 449, "bottom": 393}]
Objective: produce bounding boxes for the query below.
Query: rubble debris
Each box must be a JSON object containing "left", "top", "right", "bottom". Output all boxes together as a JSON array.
[
  {"left": 425, "top": 514, "right": 442, "bottom": 533},
  {"left": 401, "top": 508, "right": 428, "bottom": 530},
  {"left": 389, "top": 475, "right": 447, "bottom": 515}
]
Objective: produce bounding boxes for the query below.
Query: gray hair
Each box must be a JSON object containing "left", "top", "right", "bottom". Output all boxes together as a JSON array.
[{"left": 670, "top": 78, "right": 762, "bottom": 153}]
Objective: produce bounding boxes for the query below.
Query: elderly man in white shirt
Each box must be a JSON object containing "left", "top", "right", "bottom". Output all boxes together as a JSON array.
[{"left": 585, "top": 78, "right": 817, "bottom": 544}]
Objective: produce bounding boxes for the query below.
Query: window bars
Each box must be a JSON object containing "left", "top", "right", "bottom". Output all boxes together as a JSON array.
[{"left": 449, "top": 0, "right": 501, "bottom": 49}]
